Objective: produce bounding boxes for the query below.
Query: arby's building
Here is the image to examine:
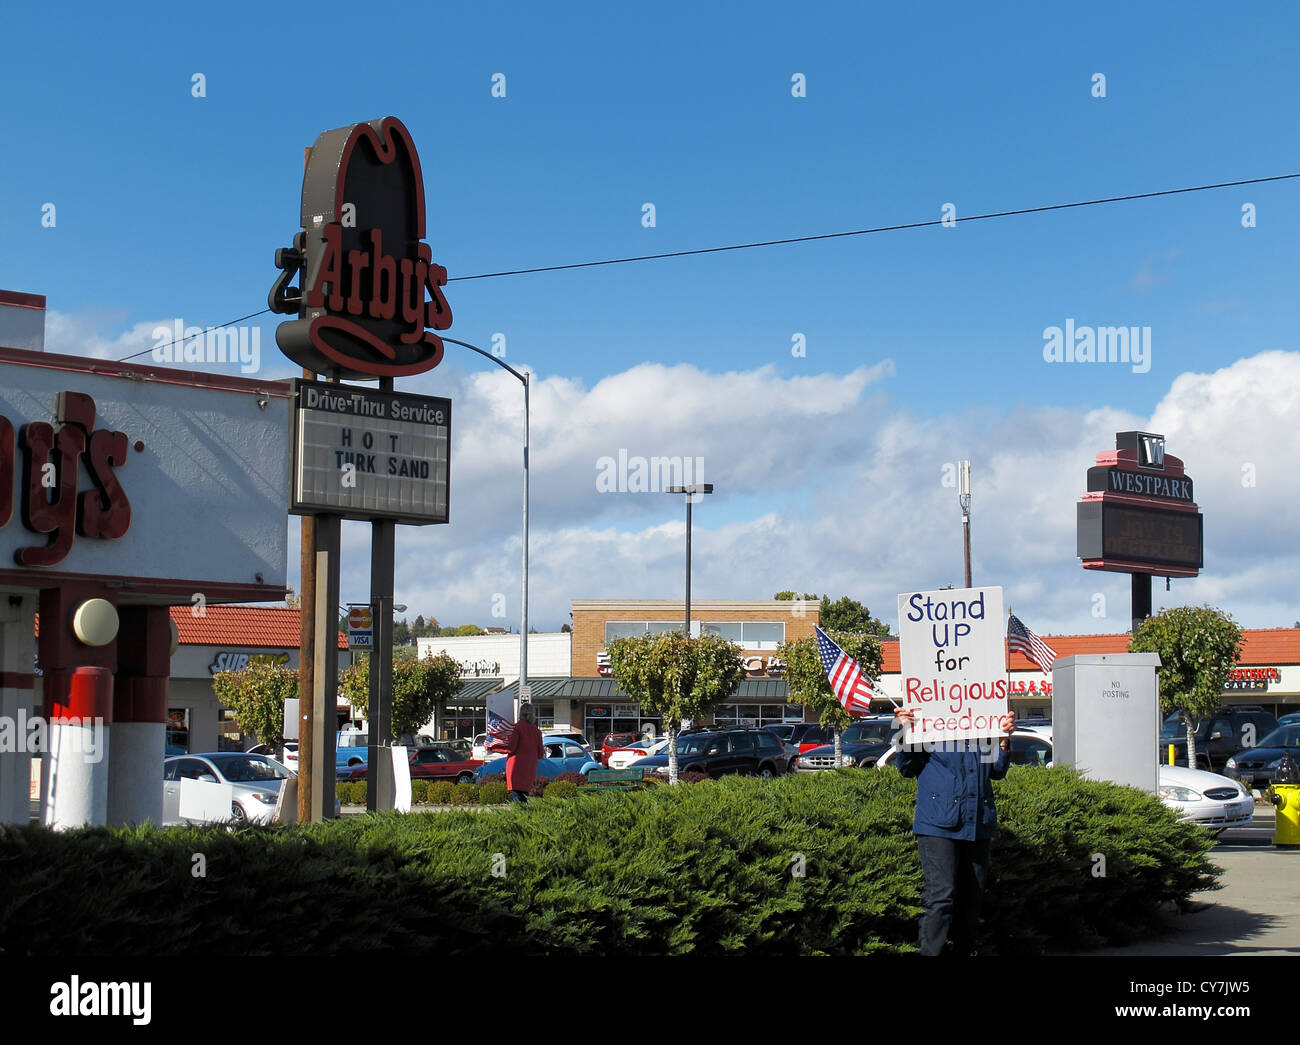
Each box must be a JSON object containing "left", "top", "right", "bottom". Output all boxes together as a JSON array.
[{"left": 0, "top": 290, "right": 291, "bottom": 828}]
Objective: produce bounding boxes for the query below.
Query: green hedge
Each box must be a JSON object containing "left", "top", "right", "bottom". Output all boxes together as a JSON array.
[{"left": 0, "top": 768, "right": 1217, "bottom": 956}]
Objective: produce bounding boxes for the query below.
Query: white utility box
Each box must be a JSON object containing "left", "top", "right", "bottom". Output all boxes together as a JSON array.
[{"left": 1051, "top": 653, "right": 1162, "bottom": 792}]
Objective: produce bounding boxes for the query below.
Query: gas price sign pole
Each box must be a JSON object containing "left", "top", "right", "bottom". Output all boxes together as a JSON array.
[
  {"left": 1076, "top": 431, "right": 1203, "bottom": 632},
  {"left": 269, "top": 116, "right": 455, "bottom": 817}
]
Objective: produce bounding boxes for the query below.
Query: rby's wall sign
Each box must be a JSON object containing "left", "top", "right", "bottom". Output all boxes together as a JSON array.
[
  {"left": 0, "top": 391, "right": 130, "bottom": 567},
  {"left": 270, "top": 117, "right": 452, "bottom": 380},
  {"left": 0, "top": 351, "right": 288, "bottom": 600}
]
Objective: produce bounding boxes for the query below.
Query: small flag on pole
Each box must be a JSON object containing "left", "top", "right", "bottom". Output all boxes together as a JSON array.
[
  {"left": 1007, "top": 612, "right": 1057, "bottom": 674},
  {"left": 485, "top": 709, "right": 515, "bottom": 754},
  {"left": 815, "top": 625, "right": 884, "bottom": 714}
]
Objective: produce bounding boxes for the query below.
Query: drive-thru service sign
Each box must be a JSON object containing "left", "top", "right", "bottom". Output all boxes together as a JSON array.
[{"left": 897, "top": 586, "right": 1007, "bottom": 744}]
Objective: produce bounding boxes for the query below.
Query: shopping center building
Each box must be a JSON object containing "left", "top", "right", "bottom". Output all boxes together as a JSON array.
[{"left": 418, "top": 600, "right": 1300, "bottom": 748}]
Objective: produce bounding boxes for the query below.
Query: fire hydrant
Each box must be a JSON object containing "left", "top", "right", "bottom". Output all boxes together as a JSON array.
[{"left": 1267, "top": 750, "right": 1300, "bottom": 848}]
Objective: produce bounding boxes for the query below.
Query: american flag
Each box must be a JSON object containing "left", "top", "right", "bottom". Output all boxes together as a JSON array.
[
  {"left": 485, "top": 709, "right": 515, "bottom": 753},
  {"left": 815, "top": 625, "right": 880, "bottom": 715},
  {"left": 1007, "top": 612, "right": 1056, "bottom": 674}
]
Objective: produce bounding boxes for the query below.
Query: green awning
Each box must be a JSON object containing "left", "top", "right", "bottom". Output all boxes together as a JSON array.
[
  {"left": 452, "top": 678, "right": 504, "bottom": 702},
  {"left": 732, "top": 679, "right": 790, "bottom": 699},
  {"left": 561, "top": 678, "right": 628, "bottom": 699},
  {"left": 496, "top": 677, "right": 572, "bottom": 702},
  {"left": 559, "top": 677, "right": 789, "bottom": 700}
]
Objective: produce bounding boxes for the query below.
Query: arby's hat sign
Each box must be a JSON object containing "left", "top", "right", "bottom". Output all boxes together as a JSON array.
[{"left": 270, "top": 117, "right": 452, "bottom": 380}]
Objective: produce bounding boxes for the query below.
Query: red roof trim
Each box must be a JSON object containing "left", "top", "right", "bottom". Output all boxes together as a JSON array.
[
  {"left": 0, "top": 346, "right": 295, "bottom": 397},
  {"left": 0, "top": 291, "right": 46, "bottom": 310}
]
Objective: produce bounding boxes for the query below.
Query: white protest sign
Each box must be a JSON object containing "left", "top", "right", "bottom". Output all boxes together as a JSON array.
[{"left": 896, "top": 586, "right": 1008, "bottom": 744}]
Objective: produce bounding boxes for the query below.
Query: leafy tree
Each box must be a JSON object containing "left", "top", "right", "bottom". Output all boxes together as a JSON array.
[
  {"left": 819, "top": 595, "right": 891, "bottom": 638},
  {"left": 392, "top": 618, "right": 412, "bottom": 646},
  {"left": 779, "top": 629, "right": 885, "bottom": 765},
  {"left": 773, "top": 591, "right": 892, "bottom": 638},
  {"left": 211, "top": 658, "right": 299, "bottom": 750},
  {"left": 340, "top": 652, "right": 462, "bottom": 740},
  {"left": 606, "top": 632, "right": 744, "bottom": 784},
  {"left": 452, "top": 624, "right": 485, "bottom": 636},
  {"left": 1129, "top": 605, "right": 1243, "bottom": 768},
  {"left": 284, "top": 588, "right": 300, "bottom": 609}
]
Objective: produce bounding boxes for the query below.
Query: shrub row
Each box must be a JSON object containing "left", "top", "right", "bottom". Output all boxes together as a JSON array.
[
  {"left": 0, "top": 767, "right": 1218, "bottom": 956},
  {"left": 336, "top": 776, "right": 593, "bottom": 806}
]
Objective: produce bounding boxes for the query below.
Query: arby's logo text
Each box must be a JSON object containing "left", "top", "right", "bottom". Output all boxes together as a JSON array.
[
  {"left": 0, "top": 391, "right": 131, "bottom": 567},
  {"left": 270, "top": 117, "right": 452, "bottom": 379}
]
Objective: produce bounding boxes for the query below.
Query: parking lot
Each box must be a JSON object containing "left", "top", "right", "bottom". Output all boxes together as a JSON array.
[{"left": 1086, "top": 803, "right": 1300, "bottom": 956}]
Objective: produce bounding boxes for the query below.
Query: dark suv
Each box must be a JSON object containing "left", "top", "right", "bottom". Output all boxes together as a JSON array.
[
  {"left": 1159, "top": 706, "right": 1278, "bottom": 772},
  {"left": 633, "top": 728, "right": 787, "bottom": 778}
]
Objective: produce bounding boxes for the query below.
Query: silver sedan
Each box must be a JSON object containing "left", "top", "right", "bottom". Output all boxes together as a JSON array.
[{"left": 163, "top": 752, "right": 293, "bottom": 826}]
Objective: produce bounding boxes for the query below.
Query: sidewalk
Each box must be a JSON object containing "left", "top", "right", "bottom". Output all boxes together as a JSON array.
[{"left": 1087, "top": 805, "right": 1300, "bottom": 956}]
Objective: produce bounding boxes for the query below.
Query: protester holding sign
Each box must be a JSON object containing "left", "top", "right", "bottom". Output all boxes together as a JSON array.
[{"left": 893, "top": 706, "right": 1016, "bottom": 957}]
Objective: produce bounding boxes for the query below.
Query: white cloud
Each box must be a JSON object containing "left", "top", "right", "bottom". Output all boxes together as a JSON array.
[
  {"left": 55, "top": 304, "right": 1282, "bottom": 640},
  {"left": 337, "top": 351, "right": 1300, "bottom": 637}
]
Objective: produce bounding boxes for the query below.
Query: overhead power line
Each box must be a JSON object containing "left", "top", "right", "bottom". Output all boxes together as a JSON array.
[{"left": 117, "top": 171, "right": 1300, "bottom": 362}]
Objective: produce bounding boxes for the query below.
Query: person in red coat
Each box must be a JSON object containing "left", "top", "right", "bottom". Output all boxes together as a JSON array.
[{"left": 505, "top": 703, "right": 547, "bottom": 802}]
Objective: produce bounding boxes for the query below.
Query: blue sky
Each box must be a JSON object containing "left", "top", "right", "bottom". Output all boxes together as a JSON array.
[{"left": 3, "top": 1, "right": 1299, "bottom": 634}]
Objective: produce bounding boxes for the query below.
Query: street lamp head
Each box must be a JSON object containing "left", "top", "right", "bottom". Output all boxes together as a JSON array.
[
  {"left": 665, "top": 484, "right": 713, "bottom": 495},
  {"left": 394, "top": 604, "right": 408, "bottom": 614}
]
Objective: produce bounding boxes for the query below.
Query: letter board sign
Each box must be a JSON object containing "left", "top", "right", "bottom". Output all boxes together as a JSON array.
[{"left": 290, "top": 379, "right": 450, "bottom": 524}]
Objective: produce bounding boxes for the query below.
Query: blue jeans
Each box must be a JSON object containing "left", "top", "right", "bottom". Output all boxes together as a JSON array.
[{"left": 916, "top": 834, "right": 991, "bottom": 956}]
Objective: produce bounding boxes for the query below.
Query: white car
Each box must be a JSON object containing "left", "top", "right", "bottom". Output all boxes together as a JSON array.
[
  {"left": 1157, "top": 764, "right": 1254, "bottom": 833},
  {"left": 610, "top": 736, "right": 670, "bottom": 770}
]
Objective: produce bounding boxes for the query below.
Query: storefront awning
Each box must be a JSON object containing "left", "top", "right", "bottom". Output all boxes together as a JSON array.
[
  {"left": 561, "top": 678, "right": 628, "bottom": 699},
  {"left": 497, "top": 677, "right": 571, "bottom": 702},
  {"left": 453, "top": 678, "right": 505, "bottom": 702},
  {"left": 559, "top": 677, "right": 790, "bottom": 700}
]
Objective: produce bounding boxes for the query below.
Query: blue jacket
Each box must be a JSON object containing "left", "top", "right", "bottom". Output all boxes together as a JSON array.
[{"left": 898, "top": 740, "right": 1010, "bottom": 841}]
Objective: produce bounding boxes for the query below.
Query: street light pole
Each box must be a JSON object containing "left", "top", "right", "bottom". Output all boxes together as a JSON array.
[
  {"left": 958, "top": 460, "right": 972, "bottom": 588},
  {"left": 440, "top": 337, "right": 530, "bottom": 717},
  {"left": 665, "top": 484, "right": 713, "bottom": 636}
]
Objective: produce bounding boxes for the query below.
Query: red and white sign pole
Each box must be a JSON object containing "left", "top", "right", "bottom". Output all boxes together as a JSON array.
[
  {"left": 43, "top": 665, "right": 112, "bottom": 830},
  {"left": 108, "top": 606, "right": 170, "bottom": 826}
]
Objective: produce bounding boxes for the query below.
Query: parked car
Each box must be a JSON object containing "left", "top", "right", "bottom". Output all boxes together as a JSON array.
[
  {"left": 788, "top": 722, "right": 837, "bottom": 754},
  {"left": 1159, "top": 707, "right": 1278, "bottom": 772},
  {"left": 1157, "top": 764, "right": 1254, "bottom": 834},
  {"left": 600, "top": 732, "right": 641, "bottom": 765},
  {"left": 544, "top": 730, "right": 596, "bottom": 759},
  {"left": 430, "top": 737, "right": 474, "bottom": 761},
  {"left": 874, "top": 731, "right": 1053, "bottom": 770},
  {"left": 610, "top": 736, "right": 671, "bottom": 770},
  {"left": 796, "top": 717, "right": 899, "bottom": 771},
  {"left": 346, "top": 746, "right": 484, "bottom": 784},
  {"left": 336, "top": 728, "right": 370, "bottom": 772},
  {"left": 1275, "top": 712, "right": 1300, "bottom": 726},
  {"left": 475, "top": 738, "right": 601, "bottom": 783},
  {"left": 630, "top": 728, "right": 786, "bottom": 779},
  {"left": 1223, "top": 723, "right": 1300, "bottom": 789},
  {"left": 163, "top": 752, "right": 293, "bottom": 826},
  {"left": 472, "top": 733, "right": 490, "bottom": 761}
]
